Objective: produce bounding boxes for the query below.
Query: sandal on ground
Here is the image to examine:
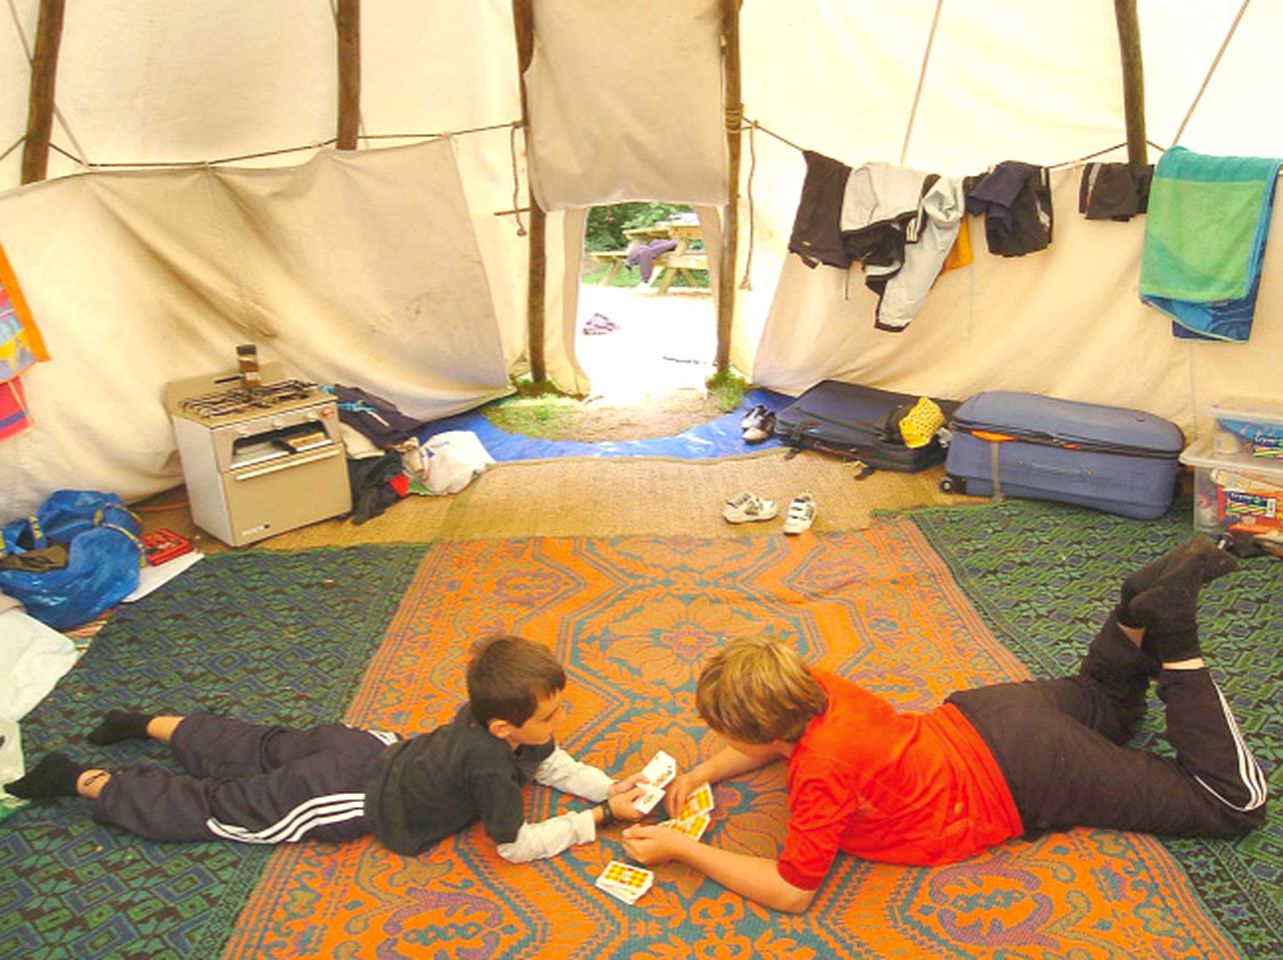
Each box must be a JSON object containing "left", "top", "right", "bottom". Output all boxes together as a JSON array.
[
  {"left": 783, "top": 492, "right": 816, "bottom": 534},
  {"left": 723, "top": 492, "right": 778, "bottom": 524}
]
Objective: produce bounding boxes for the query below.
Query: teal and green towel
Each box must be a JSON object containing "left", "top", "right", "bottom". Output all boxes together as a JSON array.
[{"left": 1139, "top": 145, "right": 1282, "bottom": 342}]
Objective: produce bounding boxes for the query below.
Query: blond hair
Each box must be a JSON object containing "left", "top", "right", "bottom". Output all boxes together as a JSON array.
[{"left": 695, "top": 636, "right": 828, "bottom": 743}]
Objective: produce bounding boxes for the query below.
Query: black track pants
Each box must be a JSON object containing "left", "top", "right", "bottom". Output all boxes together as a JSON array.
[
  {"left": 93, "top": 713, "right": 396, "bottom": 843},
  {"left": 947, "top": 614, "right": 1268, "bottom": 839}
]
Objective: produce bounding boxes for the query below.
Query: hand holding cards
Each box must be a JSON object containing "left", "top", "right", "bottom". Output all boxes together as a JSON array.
[
  {"left": 656, "top": 811, "right": 711, "bottom": 841},
  {"left": 656, "top": 782, "right": 715, "bottom": 840},
  {"left": 679, "top": 782, "right": 714, "bottom": 818},
  {"left": 633, "top": 750, "right": 677, "bottom": 815}
]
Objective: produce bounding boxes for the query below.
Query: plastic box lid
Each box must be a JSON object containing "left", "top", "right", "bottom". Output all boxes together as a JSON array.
[
  {"left": 1207, "top": 396, "right": 1283, "bottom": 428},
  {"left": 1180, "top": 435, "right": 1283, "bottom": 479}
]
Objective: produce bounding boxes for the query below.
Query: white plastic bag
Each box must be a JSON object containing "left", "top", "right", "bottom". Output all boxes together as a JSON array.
[
  {"left": 421, "top": 430, "right": 495, "bottom": 495},
  {"left": 0, "top": 716, "right": 27, "bottom": 820},
  {"left": 0, "top": 608, "right": 78, "bottom": 721}
]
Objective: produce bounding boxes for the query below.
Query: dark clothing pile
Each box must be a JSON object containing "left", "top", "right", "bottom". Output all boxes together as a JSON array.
[
  {"left": 347, "top": 450, "right": 407, "bottom": 524},
  {"left": 330, "top": 384, "right": 423, "bottom": 448},
  {"left": 626, "top": 239, "right": 679, "bottom": 281},
  {"left": 1078, "top": 162, "right": 1154, "bottom": 221},
  {"left": 788, "top": 150, "right": 855, "bottom": 269},
  {"left": 965, "top": 161, "right": 1054, "bottom": 257}
]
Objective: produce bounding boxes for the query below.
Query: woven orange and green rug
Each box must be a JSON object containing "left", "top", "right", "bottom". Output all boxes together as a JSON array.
[{"left": 3, "top": 504, "right": 1278, "bottom": 959}]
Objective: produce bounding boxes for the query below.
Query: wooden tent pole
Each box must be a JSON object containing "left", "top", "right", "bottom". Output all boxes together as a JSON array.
[
  {"left": 21, "top": 0, "right": 66, "bottom": 184},
  {"left": 1113, "top": 0, "right": 1147, "bottom": 165},
  {"left": 512, "top": 0, "right": 547, "bottom": 383},
  {"left": 336, "top": 0, "right": 361, "bottom": 150},
  {"left": 717, "top": 0, "right": 742, "bottom": 374}
]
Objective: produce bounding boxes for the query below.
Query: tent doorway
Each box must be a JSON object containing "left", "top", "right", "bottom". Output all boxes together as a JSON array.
[{"left": 576, "top": 202, "right": 715, "bottom": 406}]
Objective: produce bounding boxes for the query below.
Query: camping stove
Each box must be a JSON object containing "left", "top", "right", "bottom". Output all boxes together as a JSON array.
[{"left": 164, "top": 362, "right": 351, "bottom": 546}]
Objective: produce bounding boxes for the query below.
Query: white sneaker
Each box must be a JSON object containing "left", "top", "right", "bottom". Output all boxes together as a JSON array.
[
  {"left": 723, "top": 491, "right": 778, "bottom": 524},
  {"left": 740, "top": 403, "right": 767, "bottom": 430},
  {"left": 783, "top": 493, "right": 816, "bottom": 534}
]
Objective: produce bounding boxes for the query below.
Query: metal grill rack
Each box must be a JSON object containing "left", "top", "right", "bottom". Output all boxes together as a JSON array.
[{"left": 178, "top": 379, "right": 318, "bottom": 420}]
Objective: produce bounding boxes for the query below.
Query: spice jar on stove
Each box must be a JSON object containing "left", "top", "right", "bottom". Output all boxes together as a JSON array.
[{"left": 237, "top": 343, "right": 262, "bottom": 390}]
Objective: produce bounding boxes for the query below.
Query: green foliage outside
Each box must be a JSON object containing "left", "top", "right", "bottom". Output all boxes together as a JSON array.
[
  {"left": 582, "top": 201, "right": 709, "bottom": 288},
  {"left": 706, "top": 366, "right": 746, "bottom": 412},
  {"left": 584, "top": 201, "right": 695, "bottom": 252}
]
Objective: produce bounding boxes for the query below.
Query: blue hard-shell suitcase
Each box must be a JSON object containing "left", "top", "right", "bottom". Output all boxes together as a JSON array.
[{"left": 943, "top": 391, "right": 1184, "bottom": 519}]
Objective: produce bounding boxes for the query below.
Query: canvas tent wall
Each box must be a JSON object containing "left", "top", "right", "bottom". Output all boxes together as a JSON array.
[{"left": 2, "top": 0, "right": 1281, "bottom": 518}]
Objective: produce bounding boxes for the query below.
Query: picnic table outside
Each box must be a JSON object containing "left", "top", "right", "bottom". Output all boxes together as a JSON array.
[{"left": 588, "top": 220, "right": 709, "bottom": 293}]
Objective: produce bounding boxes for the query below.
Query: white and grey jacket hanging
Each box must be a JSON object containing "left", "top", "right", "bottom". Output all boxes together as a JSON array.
[{"left": 839, "top": 162, "right": 967, "bottom": 332}]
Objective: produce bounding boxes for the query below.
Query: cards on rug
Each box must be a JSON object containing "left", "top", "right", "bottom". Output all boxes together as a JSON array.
[
  {"left": 596, "top": 861, "right": 655, "bottom": 904},
  {"left": 596, "top": 755, "right": 719, "bottom": 903}
]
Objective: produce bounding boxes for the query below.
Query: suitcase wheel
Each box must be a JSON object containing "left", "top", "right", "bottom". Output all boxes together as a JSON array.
[{"left": 940, "top": 475, "right": 964, "bottom": 494}]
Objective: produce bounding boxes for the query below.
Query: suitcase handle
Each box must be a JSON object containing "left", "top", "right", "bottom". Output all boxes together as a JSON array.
[{"left": 1025, "top": 458, "right": 1095, "bottom": 478}]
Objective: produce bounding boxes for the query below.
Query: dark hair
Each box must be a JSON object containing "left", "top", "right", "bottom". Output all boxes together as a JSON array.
[{"left": 466, "top": 635, "right": 567, "bottom": 726}]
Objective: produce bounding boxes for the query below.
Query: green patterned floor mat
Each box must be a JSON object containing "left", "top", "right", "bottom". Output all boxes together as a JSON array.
[
  {"left": 906, "top": 498, "right": 1283, "bottom": 958},
  {"left": 0, "top": 544, "right": 427, "bottom": 960}
]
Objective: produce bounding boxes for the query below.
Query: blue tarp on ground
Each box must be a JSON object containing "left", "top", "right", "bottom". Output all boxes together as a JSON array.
[{"left": 418, "top": 389, "right": 790, "bottom": 462}]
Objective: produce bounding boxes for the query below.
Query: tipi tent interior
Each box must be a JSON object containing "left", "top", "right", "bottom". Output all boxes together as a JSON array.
[{"left": 2, "top": 2, "right": 1281, "bottom": 958}]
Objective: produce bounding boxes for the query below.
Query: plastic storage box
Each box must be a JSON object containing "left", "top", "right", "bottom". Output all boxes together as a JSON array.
[
  {"left": 1180, "top": 435, "right": 1283, "bottom": 536},
  {"left": 1207, "top": 397, "right": 1283, "bottom": 461}
]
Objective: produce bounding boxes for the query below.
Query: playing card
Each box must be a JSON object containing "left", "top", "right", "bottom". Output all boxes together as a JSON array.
[
  {"left": 595, "top": 860, "right": 654, "bottom": 904},
  {"left": 657, "top": 812, "right": 710, "bottom": 841},
  {"left": 632, "top": 781, "right": 667, "bottom": 815},
  {"left": 679, "top": 782, "right": 714, "bottom": 818},
  {"left": 640, "top": 750, "right": 677, "bottom": 790}
]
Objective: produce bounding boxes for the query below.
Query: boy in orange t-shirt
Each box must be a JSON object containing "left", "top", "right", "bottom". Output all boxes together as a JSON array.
[{"left": 623, "top": 537, "right": 1268, "bottom": 912}]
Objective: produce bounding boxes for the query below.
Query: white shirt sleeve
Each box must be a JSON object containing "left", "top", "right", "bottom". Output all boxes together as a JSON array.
[
  {"left": 533, "top": 747, "right": 613, "bottom": 801},
  {"left": 495, "top": 810, "right": 597, "bottom": 863}
]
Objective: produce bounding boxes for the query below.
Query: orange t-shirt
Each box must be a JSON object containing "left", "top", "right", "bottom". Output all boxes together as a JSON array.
[{"left": 778, "top": 671, "right": 1023, "bottom": 890}]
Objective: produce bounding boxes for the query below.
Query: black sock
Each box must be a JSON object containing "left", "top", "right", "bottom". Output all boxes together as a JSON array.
[
  {"left": 88, "top": 710, "right": 154, "bottom": 745},
  {"left": 1120, "top": 550, "right": 1175, "bottom": 615},
  {"left": 1152, "top": 624, "right": 1202, "bottom": 664},
  {"left": 1129, "top": 570, "right": 1202, "bottom": 662},
  {"left": 1120, "top": 537, "right": 1237, "bottom": 630},
  {"left": 1114, "top": 596, "right": 1144, "bottom": 629},
  {"left": 5, "top": 751, "right": 88, "bottom": 800}
]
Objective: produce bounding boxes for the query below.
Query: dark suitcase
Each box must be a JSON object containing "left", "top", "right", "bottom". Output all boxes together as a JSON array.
[
  {"left": 774, "top": 380, "right": 957, "bottom": 472},
  {"left": 942, "top": 391, "right": 1184, "bottom": 519}
]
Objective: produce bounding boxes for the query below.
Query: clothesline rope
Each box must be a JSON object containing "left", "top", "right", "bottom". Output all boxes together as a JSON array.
[
  {"left": 30, "top": 122, "right": 519, "bottom": 172},
  {"left": 733, "top": 120, "right": 1182, "bottom": 295},
  {"left": 749, "top": 119, "right": 1156, "bottom": 173}
]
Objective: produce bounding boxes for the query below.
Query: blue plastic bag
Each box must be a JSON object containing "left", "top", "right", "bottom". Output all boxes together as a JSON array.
[{"left": 0, "top": 490, "right": 143, "bottom": 629}]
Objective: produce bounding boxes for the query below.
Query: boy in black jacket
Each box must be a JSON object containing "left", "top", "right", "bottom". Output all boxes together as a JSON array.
[{"left": 7, "top": 635, "right": 648, "bottom": 862}]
